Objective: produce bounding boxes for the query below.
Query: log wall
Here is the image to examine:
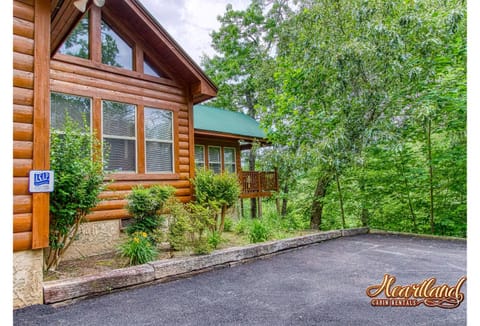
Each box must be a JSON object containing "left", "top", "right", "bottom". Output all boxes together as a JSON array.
[
  {"left": 49, "top": 55, "right": 194, "bottom": 223},
  {"left": 13, "top": 0, "right": 35, "bottom": 252}
]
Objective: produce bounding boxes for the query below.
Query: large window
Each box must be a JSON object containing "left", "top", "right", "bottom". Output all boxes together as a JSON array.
[
  {"left": 58, "top": 13, "right": 89, "bottom": 59},
  {"left": 101, "top": 20, "right": 133, "bottom": 69},
  {"left": 194, "top": 145, "right": 205, "bottom": 170},
  {"left": 51, "top": 93, "right": 91, "bottom": 132},
  {"left": 223, "top": 147, "right": 236, "bottom": 173},
  {"left": 102, "top": 101, "right": 136, "bottom": 172},
  {"left": 145, "top": 108, "right": 173, "bottom": 173},
  {"left": 56, "top": 9, "right": 169, "bottom": 79},
  {"left": 208, "top": 146, "right": 222, "bottom": 174}
]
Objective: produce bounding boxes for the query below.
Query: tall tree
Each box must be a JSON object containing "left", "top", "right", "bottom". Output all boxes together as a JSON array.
[
  {"left": 202, "top": 0, "right": 293, "bottom": 218},
  {"left": 259, "top": 0, "right": 465, "bottom": 230}
]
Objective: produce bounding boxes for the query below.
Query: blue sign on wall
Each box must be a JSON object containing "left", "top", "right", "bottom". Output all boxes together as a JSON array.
[{"left": 29, "top": 170, "right": 54, "bottom": 193}]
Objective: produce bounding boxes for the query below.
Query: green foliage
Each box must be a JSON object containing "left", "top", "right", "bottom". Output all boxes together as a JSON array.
[
  {"left": 248, "top": 219, "right": 271, "bottom": 243},
  {"left": 125, "top": 185, "right": 175, "bottom": 240},
  {"left": 119, "top": 231, "right": 158, "bottom": 266},
  {"left": 47, "top": 115, "right": 107, "bottom": 271},
  {"left": 207, "top": 231, "right": 223, "bottom": 250},
  {"left": 167, "top": 201, "right": 216, "bottom": 254},
  {"left": 192, "top": 169, "right": 240, "bottom": 232},
  {"left": 223, "top": 218, "right": 234, "bottom": 232}
]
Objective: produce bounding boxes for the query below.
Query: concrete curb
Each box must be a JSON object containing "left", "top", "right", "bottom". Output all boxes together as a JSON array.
[
  {"left": 369, "top": 229, "right": 466, "bottom": 242},
  {"left": 43, "top": 227, "right": 369, "bottom": 305}
]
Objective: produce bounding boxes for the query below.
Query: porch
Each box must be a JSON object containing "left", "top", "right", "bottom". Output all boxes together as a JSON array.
[{"left": 239, "top": 170, "right": 278, "bottom": 198}]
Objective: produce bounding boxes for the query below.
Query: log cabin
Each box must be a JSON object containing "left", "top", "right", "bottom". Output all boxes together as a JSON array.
[
  {"left": 13, "top": 0, "right": 217, "bottom": 308},
  {"left": 13, "top": 0, "right": 276, "bottom": 308}
]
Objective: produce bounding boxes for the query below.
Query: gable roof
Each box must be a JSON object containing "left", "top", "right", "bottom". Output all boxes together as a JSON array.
[
  {"left": 50, "top": 0, "right": 217, "bottom": 104},
  {"left": 194, "top": 105, "right": 266, "bottom": 141}
]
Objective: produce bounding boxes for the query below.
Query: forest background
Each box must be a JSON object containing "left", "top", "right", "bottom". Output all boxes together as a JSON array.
[{"left": 201, "top": 0, "right": 467, "bottom": 237}]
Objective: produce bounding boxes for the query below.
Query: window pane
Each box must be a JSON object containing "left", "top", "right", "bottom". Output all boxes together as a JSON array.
[
  {"left": 101, "top": 20, "right": 133, "bottom": 69},
  {"left": 224, "top": 148, "right": 236, "bottom": 173},
  {"left": 224, "top": 148, "right": 235, "bottom": 163},
  {"left": 195, "top": 145, "right": 204, "bottom": 162},
  {"left": 145, "top": 108, "right": 172, "bottom": 140},
  {"left": 209, "top": 163, "right": 221, "bottom": 174},
  {"left": 103, "top": 138, "right": 136, "bottom": 172},
  {"left": 195, "top": 145, "right": 205, "bottom": 170},
  {"left": 144, "top": 59, "right": 162, "bottom": 78},
  {"left": 208, "top": 147, "right": 220, "bottom": 163},
  {"left": 58, "top": 13, "right": 89, "bottom": 59},
  {"left": 51, "top": 93, "right": 91, "bottom": 132},
  {"left": 208, "top": 147, "right": 221, "bottom": 174},
  {"left": 102, "top": 101, "right": 136, "bottom": 172},
  {"left": 102, "top": 101, "right": 136, "bottom": 137},
  {"left": 146, "top": 141, "right": 172, "bottom": 172}
]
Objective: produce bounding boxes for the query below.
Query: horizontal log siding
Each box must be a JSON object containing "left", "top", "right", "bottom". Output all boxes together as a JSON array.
[
  {"left": 13, "top": 0, "right": 34, "bottom": 251},
  {"left": 50, "top": 58, "right": 193, "bottom": 223}
]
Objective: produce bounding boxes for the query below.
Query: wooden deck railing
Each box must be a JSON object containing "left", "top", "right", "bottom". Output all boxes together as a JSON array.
[{"left": 239, "top": 171, "right": 278, "bottom": 198}]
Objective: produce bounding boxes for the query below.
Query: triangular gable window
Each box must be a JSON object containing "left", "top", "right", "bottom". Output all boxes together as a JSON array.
[
  {"left": 144, "top": 59, "right": 163, "bottom": 78},
  {"left": 101, "top": 20, "right": 133, "bottom": 70},
  {"left": 58, "top": 13, "right": 89, "bottom": 59}
]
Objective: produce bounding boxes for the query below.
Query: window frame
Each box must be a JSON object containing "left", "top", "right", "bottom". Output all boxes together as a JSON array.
[
  {"left": 101, "top": 100, "right": 138, "bottom": 173},
  {"left": 194, "top": 145, "right": 206, "bottom": 170},
  {"left": 144, "top": 107, "right": 175, "bottom": 174},
  {"left": 223, "top": 147, "right": 237, "bottom": 173},
  {"left": 208, "top": 146, "right": 222, "bottom": 174},
  {"left": 50, "top": 92, "right": 93, "bottom": 134},
  {"left": 100, "top": 17, "right": 134, "bottom": 70}
]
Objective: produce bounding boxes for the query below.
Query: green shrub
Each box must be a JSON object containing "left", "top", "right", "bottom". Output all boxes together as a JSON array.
[
  {"left": 167, "top": 201, "right": 215, "bottom": 254},
  {"left": 126, "top": 185, "right": 175, "bottom": 241},
  {"left": 249, "top": 219, "right": 271, "bottom": 243},
  {"left": 234, "top": 218, "right": 251, "bottom": 235},
  {"left": 208, "top": 231, "right": 222, "bottom": 249},
  {"left": 192, "top": 170, "right": 240, "bottom": 232},
  {"left": 167, "top": 201, "right": 193, "bottom": 251},
  {"left": 47, "top": 115, "right": 107, "bottom": 271},
  {"left": 223, "top": 218, "right": 234, "bottom": 232},
  {"left": 119, "top": 231, "right": 158, "bottom": 265}
]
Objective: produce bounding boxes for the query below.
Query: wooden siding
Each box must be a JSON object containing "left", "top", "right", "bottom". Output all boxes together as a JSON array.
[
  {"left": 13, "top": 0, "right": 35, "bottom": 252},
  {"left": 50, "top": 56, "right": 193, "bottom": 223}
]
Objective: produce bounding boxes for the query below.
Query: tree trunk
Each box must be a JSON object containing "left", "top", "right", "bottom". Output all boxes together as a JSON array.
[
  {"left": 281, "top": 183, "right": 289, "bottom": 217},
  {"left": 310, "top": 173, "right": 332, "bottom": 229},
  {"left": 335, "top": 170, "right": 346, "bottom": 229},
  {"left": 219, "top": 205, "right": 227, "bottom": 233},
  {"left": 249, "top": 149, "right": 257, "bottom": 218},
  {"left": 427, "top": 119, "right": 434, "bottom": 234}
]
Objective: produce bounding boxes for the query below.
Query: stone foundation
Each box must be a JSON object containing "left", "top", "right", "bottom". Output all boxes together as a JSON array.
[
  {"left": 13, "top": 249, "right": 44, "bottom": 309},
  {"left": 62, "top": 220, "right": 122, "bottom": 261}
]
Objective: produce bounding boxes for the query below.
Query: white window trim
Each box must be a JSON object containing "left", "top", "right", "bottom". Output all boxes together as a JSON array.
[
  {"left": 144, "top": 107, "right": 175, "bottom": 174},
  {"left": 101, "top": 100, "right": 137, "bottom": 173}
]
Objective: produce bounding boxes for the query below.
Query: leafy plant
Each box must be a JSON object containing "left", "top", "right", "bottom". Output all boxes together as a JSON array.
[
  {"left": 125, "top": 185, "right": 175, "bottom": 242},
  {"left": 119, "top": 231, "right": 158, "bottom": 265},
  {"left": 192, "top": 169, "right": 240, "bottom": 232},
  {"left": 46, "top": 116, "right": 107, "bottom": 271},
  {"left": 248, "top": 219, "right": 271, "bottom": 243},
  {"left": 167, "top": 201, "right": 215, "bottom": 254},
  {"left": 223, "top": 218, "right": 234, "bottom": 232},
  {"left": 208, "top": 231, "right": 223, "bottom": 250}
]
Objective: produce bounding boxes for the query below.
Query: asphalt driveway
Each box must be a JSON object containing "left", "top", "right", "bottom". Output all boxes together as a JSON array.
[{"left": 14, "top": 233, "right": 466, "bottom": 326}]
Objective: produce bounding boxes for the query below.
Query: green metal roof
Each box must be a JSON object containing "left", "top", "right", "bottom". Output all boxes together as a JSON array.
[{"left": 194, "top": 105, "right": 266, "bottom": 139}]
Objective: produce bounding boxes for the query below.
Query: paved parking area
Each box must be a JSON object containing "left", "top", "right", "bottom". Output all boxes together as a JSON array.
[{"left": 14, "top": 234, "right": 466, "bottom": 325}]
